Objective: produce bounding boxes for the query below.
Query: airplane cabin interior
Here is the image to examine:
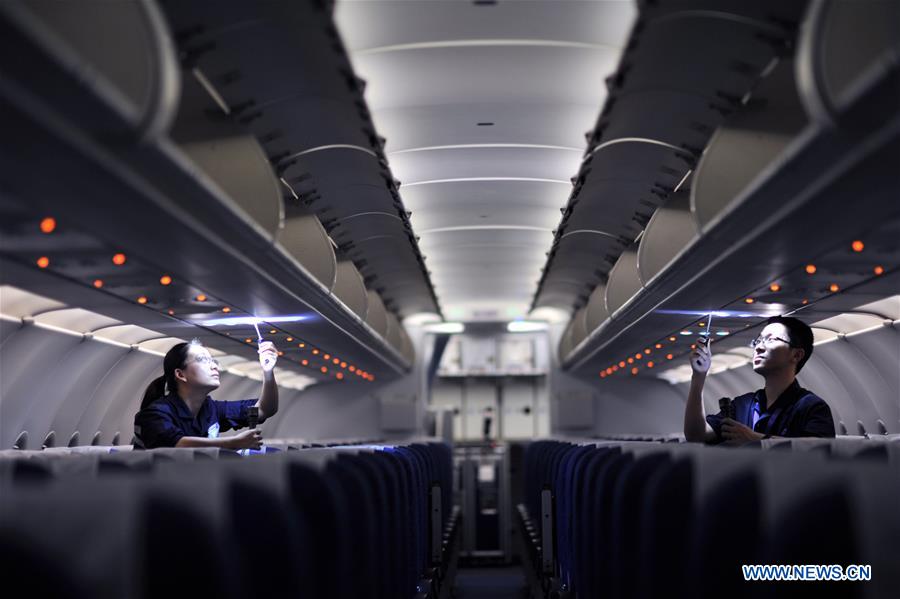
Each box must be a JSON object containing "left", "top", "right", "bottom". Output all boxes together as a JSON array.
[{"left": 0, "top": 0, "right": 899, "bottom": 597}]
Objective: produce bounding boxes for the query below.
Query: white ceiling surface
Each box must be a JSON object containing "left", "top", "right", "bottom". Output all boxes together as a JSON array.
[{"left": 335, "top": 0, "right": 636, "bottom": 321}]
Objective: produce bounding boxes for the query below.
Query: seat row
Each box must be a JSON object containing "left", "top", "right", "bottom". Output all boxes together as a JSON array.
[
  {"left": 518, "top": 438, "right": 900, "bottom": 599},
  {"left": 0, "top": 441, "right": 457, "bottom": 599}
]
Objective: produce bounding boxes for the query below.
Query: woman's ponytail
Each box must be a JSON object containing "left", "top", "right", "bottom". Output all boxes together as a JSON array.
[
  {"left": 138, "top": 340, "right": 200, "bottom": 410},
  {"left": 140, "top": 375, "right": 168, "bottom": 410}
]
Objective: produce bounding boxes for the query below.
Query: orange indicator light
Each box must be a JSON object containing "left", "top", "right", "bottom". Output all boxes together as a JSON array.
[
  {"left": 829, "top": 283, "right": 840, "bottom": 292},
  {"left": 666, "top": 353, "right": 673, "bottom": 360},
  {"left": 324, "top": 354, "right": 331, "bottom": 360},
  {"left": 333, "top": 358, "right": 340, "bottom": 364},
  {"left": 112, "top": 253, "right": 126, "bottom": 266},
  {"left": 301, "top": 359, "right": 309, "bottom": 366},
  {"left": 769, "top": 283, "right": 781, "bottom": 292},
  {"left": 618, "top": 361, "right": 626, "bottom": 368},
  {"left": 341, "top": 362, "right": 347, "bottom": 368},
  {"left": 874, "top": 266, "right": 884, "bottom": 276},
  {"left": 245, "top": 338, "right": 252, "bottom": 343},
  {"left": 159, "top": 275, "right": 172, "bottom": 286},
  {"left": 627, "top": 358, "right": 634, "bottom": 364},
  {"left": 93, "top": 279, "right": 103, "bottom": 288},
  {"left": 286, "top": 337, "right": 293, "bottom": 342},
  {"left": 269, "top": 329, "right": 277, "bottom": 334},
  {"left": 312, "top": 349, "right": 319, "bottom": 355},
  {"left": 655, "top": 343, "right": 662, "bottom": 349},
  {"left": 647, "top": 361, "right": 654, "bottom": 368},
  {"left": 36, "top": 256, "right": 50, "bottom": 268},
  {"left": 744, "top": 298, "right": 755, "bottom": 304},
  {"left": 805, "top": 264, "right": 817, "bottom": 274},
  {"left": 851, "top": 240, "right": 864, "bottom": 252},
  {"left": 669, "top": 336, "right": 676, "bottom": 342},
  {"left": 337, "top": 373, "right": 344, "bottom": 380},
  {"left": 600, "top": 372, "right": 606, "bottom": 378},
  {"left": 196, "top": 294, "right": 207, "bottom": 302},
  {"left": 349, "top": 366, "right": 356, "bottom": 372},
  {"left": 39, "top": 217, "right": 56, "bottom": 234},
  {"left": 631, "top": 367, "right": 638, "bottom": 375},
  {"left": 320, "top": 366, "right": 327, "bottom": 373},
  {"left": 137, "top": 296, "right": 148, "bottom": 304},
  {"left": 222, "top": 307, "right": 231, "bottom": 313}
]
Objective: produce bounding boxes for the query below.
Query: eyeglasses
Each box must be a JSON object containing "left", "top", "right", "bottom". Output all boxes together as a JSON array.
[
  {"left": 193, "top": 355, "right": 220, "bottom": 368},
  {"left": 748, "top": 335, "right": 794, "bottom": 349}
]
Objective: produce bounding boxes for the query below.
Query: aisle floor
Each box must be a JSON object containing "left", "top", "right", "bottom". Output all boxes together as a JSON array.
[{"left": 453, "top": 566, "right": 528, "bottom": 599}]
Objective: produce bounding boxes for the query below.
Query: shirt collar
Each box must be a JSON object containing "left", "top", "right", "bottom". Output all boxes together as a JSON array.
[
  {"left": 165, "top": 394, "right": 212, "bottom": 421},
  {"left": 755, "top": 379, "right": 803, "bottom": 413}
]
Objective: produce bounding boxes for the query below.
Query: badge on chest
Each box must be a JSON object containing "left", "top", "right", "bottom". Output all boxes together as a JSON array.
[{"left": 207, "top": 422, "right": 220, "bottom": 438}]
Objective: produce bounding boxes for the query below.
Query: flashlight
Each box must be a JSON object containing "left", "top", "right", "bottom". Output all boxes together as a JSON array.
[
  {"left": 699, "top": 313, "right": 713, "bottom": 346},
  {"left": 247, "top": 405, "right": 259, "bottom": 430},
  {"left": 252, "top": 321, "right": 275, "bottom": 371}
]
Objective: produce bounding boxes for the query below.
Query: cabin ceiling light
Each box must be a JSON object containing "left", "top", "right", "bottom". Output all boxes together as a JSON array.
[
  {"left": 507, "top": 320, "right": 548, "bottom": 333},
  {"left": 425, "top": 322, "right": 465, "bottom": 334}
]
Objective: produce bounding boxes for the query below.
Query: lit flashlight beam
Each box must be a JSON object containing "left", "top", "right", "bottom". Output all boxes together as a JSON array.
[
  {"left": 201, "top": 314, "right": 311, "bottom": 326},
  {"left": 653, "top": 309, "right": 760, "bottom": 318}
]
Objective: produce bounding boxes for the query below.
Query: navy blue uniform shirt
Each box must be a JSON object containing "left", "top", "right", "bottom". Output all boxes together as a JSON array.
[
  {"left": 133, "top": 394, "right": 263, "bottom": 449},
  {"left": 706, "top": 379, "right": 835, "bottom": 441}
]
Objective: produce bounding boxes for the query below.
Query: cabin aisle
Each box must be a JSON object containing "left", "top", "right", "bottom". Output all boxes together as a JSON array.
[{"left": 454, "top": 566, "right": 528, "bottom": 599}]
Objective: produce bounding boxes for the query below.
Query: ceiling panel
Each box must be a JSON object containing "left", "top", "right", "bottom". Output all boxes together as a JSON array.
[{"left": 334, "top": 0, "right": 635, "bottom": 319}]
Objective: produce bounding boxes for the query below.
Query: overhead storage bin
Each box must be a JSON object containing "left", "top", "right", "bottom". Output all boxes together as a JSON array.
[
  {"left": 332, "top": 261, "right": 369, "bottom": 322},
  {"left": 172, "top": 70, "right": 284, "bottom": 242},
  {"left": 0, "top": 0, "right": 179, "bottom": 140},
  {"left": 604, "top": 245, "right": 642, "bottom": 319},
  {"left": 276, "top": 211, "right": 338, "bottom": 293},
  {"left": 533, "top": 0, "right": 809, "bottom": 313},
  {"left": 636, "top": 191, "right": 697, "bottom": 287},
  {"left": 584, "top": 283, "right": 610, "bottom": 334},
  {"left": 365, "top": 290, "right": 389, "bottom": 338},
  {"left": 691, "top": 59, "right": 808, "bottom": 231},
  {"left": 159, "top": 0, "right": 438, "bottom": 320}
]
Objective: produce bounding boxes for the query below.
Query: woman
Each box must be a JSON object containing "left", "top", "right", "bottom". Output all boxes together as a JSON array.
[{"left": 134, "top": 338, "right": 279, "bottom": 449}]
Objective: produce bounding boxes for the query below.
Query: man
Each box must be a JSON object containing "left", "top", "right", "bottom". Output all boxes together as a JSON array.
[
  {"left": 684, "top": 316, "right": 835, "bottom": 443},
  {"left": 134, "top": 338, "right": 279, "bottom": 449}
]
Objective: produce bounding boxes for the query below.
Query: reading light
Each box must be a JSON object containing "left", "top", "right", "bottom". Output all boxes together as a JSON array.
[
  {"left": 112, "top": 253, "right": 126, "bottom": 266},
  {"left": 618, "top": 361, "right": 626, "bottom": 368},
  {"left": 874, "top": 266, "right": 884, "bottom": 276},
  {"left": 196, "top": 294, "right": 207, "bottom": 302},
  {"left": 36, "top": 256, "right": 50, "bottom": 268},
  {"left": 666, "top": 353, "right": 673, "bottom": 360},
  {"left": 270, "top": 329, "right": 277, "bottom": 334},
  {"left": 647, "top": 361, "right": 654, "bottom": 368},
  {"left": 320, "top": 366, "right": 327, "bottom": 373},
  {"left": 245, "top": 338, "right": 252, "bottom": 343},
  {"left": 600, "top": 372, "right": 606, "bottom": 378},
  {"left": 93, "top": 279, "right": 103, "bottom": 288},
  {"left": 744, "top": 298, "right": 755, "bottom": 304},
  {"left": 669, "top": 336, "right": 677, "bottom": 342},
  {"left": 337, "top": 373, "right": 344, "bottom": 380},
  {"left": 627, "top": 358, "right": 634, "bottom": 364},
  {"left": 333, "top": 358, "right": 340, "bottom": 365},
  {"left": 286, "top": 337, "right": 293, "bottom": 342},
  {"left": 349, "top": 366, "right": 356, "bottom": 372},
  {"left": 137, "top": 296, "right": 148, "bottom": 304},
  {"left": 644, "top": 349, "right": 651, "bottom": 354},
  {"left": 829, "top": 283, "right": 840, "bottom": 292},
  {"left": 635, "top": 353, "right": 642, "bottom": 359},
  {"left": 159, "top": 275, "right": 172, "bottom": 286},
  {"left": 301, "top": 359, "right": 309, "bottom": 366},
  {"left": 655, "top": 343, "right": 662, "bottom": 349},
  {"left": 324, "top": 354, "right": 331, "bottom": 360},
  {"left": 312, "top": 349, "right": 319, "bottom": 355},
  {"left": 851, "top": 240, "right": 864, "bottom": 252},
  {"left": 805, "top": 264, "right": 817, "bottom": 274},
  {"left": 341, "top": 362, "right": 347, "bottom": 368},
  {"left": 40, "top": 217, "right": 56, "bottom": 234},
  {"left": 631, "top": 367, "right": 638, "bottom": 375},
  {"left": 769, "top": 283, "right": 781, "bottom": 292},
  {"left": 222, "top": 307, "right": 231, "bottom": 313}
]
